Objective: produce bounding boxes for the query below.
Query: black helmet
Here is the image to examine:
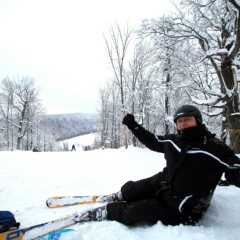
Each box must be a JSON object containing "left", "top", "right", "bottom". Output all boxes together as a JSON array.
[{"left": 174, "top": 105, "right": 202, "bottom": 125}]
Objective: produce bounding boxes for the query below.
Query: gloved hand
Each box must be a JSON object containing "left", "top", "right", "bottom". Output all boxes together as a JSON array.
[{"left": 122, "top": 113, "right": 137, "bottom": 129}]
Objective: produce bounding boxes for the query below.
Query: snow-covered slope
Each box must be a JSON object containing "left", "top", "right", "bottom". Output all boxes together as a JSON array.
[{"left": 0, "top": 143, "right": 240, "bottom": 239}]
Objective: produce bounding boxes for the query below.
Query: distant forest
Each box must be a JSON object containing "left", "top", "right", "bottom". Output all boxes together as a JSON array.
[
  {"left": 0, "top": 77, "right": 97, "bottom": 151},
  {"left": 40, "top": 113, "right": 97, "bottom": 141},
  {"left": 0, "top": 112, "right": 97, "bottom": 151}
]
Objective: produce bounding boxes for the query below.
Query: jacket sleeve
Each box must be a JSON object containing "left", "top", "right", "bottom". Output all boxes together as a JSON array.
[
  {"left": 224, "top": 154, "right": 240, "bottom": 187},
  {"left": 129, "top": 122, "right": 166, "bottom": 153},
  {"left": 225, "top": 169, "right": 240, "bottom": 187}
]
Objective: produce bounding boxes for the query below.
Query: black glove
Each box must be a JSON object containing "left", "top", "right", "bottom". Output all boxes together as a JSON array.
[{"left": 122, "top": 113, "right": 137, "bottom": 129}]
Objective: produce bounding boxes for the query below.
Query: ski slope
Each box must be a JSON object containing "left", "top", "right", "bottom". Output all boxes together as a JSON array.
[{"left": 0, "top": 136, "right": 240, "bottom": 239}]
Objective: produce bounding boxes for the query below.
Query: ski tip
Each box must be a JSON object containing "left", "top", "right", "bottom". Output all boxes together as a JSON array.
[
  {"left": 46, "top": 198, "right": 55, "bottom": 208},
  {"left": 46, "top": 199, "right": 50, "bottom": 208},
  {"left": 46, "top": 197, "right": 59, "bottom": 208}
]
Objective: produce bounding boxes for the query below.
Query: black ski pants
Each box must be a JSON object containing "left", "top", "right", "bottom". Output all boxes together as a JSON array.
[{"left": 106, "top": 175, "right": 183, "bottom": 226}]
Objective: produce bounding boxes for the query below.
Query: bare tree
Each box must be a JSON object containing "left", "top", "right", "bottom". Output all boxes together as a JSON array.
[
  {"left": 0, "top": 77, "right": 14, "bottom": 150},
  {"left": 97, "top": 81, "right": 113, "bottom": 148},
  {"left": 124, "top": 40, "right": 161, "bottom": 145},
  {"left": 104, "top": 22, "right": 135, "bottom": 149},
  {"left": 0, "top": 76, "right": 45, "bottom": 150}
]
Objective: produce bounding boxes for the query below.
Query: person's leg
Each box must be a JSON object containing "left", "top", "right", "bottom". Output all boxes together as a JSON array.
[
  {"left": 120, "top": 172, "right": 163, "bottom": 201},
  {"left": 102, "top": 173, "right": 162, "bottom": 202},
  {"left": 106, "top": 198, "right": 181, "bottom": 226}
]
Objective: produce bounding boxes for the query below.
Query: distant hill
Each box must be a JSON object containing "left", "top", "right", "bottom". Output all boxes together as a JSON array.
[{"left": 40, "top": 113, "right": 97, "bottom": 141}]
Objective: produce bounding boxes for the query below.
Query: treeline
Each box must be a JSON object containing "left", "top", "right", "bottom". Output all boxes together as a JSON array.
[
  {"left": 0, "top": 76, "right": 97, "bottom": 151},
  {"left": 1, "top": 0, "right": 240, "bottom": 153},
  {"left": 0, "top": 112, "right": 97, "bottom": 151},
  {"left": 97, "top": 0, "right": 240, "bottom": 153}
]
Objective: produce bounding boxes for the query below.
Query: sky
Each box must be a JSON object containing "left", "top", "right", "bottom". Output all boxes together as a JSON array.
[
  {"left": 0, "top": 0, "right": 173, "bottom": 115},
  {"left": 0, "top": 140, "right": 240, "bottom": 239}
]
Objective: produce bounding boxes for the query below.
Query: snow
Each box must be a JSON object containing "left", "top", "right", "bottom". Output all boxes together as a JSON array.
[
  {"left": 1, "top": 134, "right": 240, "bottom": 240},
  {"left": 64, "top": 134, "right": 96, "bottom": 147}
]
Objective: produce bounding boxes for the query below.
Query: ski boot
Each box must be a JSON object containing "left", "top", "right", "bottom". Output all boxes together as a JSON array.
[
  {"left": 74, "top": 206, "right": 107, "bottom": 223},
  {"left": 97, "top": 191, "right": 123, "bottom": 202}
]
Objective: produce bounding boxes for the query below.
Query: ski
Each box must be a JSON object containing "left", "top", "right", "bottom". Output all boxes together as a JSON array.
[
  {"left": 39, "top": 228, "right": 76, "bottom": 240},
  {"left": 46, "top": 195, "right": 112, "bottom": 208},
  {"left": 0, "top": 214, "right": 78, "bottom": 240}
]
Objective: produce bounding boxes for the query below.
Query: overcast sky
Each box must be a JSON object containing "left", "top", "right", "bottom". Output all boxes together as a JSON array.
[{"left": 0, "top": 0, "right": 173, "bottom": 115}]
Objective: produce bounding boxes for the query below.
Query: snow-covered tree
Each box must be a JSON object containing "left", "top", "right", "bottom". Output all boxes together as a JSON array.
[
  {"left": 140, "top": 0, "right": 240, "bottom": 152},
  {"left": 0, "top": 76, "right": 45, "bottom": 150},
  {"left": 104, "top": 22, "right": 135, "bottom": 149}
]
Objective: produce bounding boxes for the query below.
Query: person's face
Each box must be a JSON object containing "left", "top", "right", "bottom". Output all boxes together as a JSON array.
[{"left": 176, "top": 116, "right": 197, "bottom": 130}]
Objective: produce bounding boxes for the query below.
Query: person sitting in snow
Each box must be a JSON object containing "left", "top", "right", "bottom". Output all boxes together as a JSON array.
[{"left": 76, "top": 105, "right": 240, "bottom": 226}]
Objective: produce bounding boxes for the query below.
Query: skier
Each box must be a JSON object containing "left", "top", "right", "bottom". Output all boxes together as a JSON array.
[
  {"left": 71, "top": 144, "right": 76, "bottom": 151},
  {"left": 76, "top": 105, "right": 240, "bottom": 226}
]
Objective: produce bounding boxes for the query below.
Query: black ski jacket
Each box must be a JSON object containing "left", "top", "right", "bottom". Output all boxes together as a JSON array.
[
  {"left": 130, "top": 123, "right": 240, "bottom": 195},
  {"left": 129, "top": 122, "right": 240, "bottom": 223}
]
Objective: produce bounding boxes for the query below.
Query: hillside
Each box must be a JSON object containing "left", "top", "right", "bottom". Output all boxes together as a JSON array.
[{"left": 40, "top": 113, "right": 97, "bottom": 141}]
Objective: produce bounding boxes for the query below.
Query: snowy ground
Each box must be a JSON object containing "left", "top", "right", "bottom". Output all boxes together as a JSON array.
[
  {"left": 1, "top": 134, "right": 240, "bottom": 240},
  {"left": 59, "top": 133, "right": 96, "bottom": 151}
]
